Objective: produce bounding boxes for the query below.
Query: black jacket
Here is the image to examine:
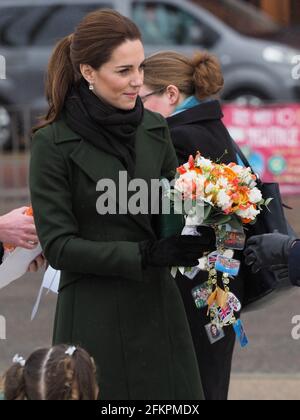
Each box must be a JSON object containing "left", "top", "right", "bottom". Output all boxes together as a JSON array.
[
  {"left": 0, "top": 243, "right": 3, "bottom": 264},
  {"left": 167, "top": 100, "right": 237, "bottom": 166},
  {"left": 167, "top": 100, "right": 244, "bottom": 400}
]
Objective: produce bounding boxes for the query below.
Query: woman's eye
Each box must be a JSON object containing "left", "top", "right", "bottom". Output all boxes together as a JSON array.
[{"left": 119, "top": 68, "right": 130, "bottom": 74}]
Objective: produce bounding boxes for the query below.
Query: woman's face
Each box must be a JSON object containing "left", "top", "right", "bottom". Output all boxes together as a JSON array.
[
  {"left": 211, "top": 325, "right": 218, "bottom": 337},
  {"left": 139, "top": 85, "right": 179, "bottom": 118},
  {"left": 81, "top": 39, "right": 145, "bottom": 110}
]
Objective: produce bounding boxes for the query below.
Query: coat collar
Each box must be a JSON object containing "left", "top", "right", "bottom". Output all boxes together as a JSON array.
[
  {"left": 53, "top": 109, "right": 166, "bottom": 144},
  {"left": 167, "top": 100, "right": 223, "bottom": 128}
]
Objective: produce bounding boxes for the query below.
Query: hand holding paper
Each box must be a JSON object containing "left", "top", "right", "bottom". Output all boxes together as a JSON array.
[
  {"left": 0, "top": 243, "right": 43, "bottom": 290},
  {"left": 0, "top": 206, "right": 38, "bottom": 250},
  {"left": 0, "top": 206, "right": 43, "bottom": 290}
]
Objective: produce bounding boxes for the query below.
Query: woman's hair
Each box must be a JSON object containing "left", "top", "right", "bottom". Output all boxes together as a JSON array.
[
  {"left": 34, "top": 9, "right": 142, "bottom": 132},
  {"left": 1, "top": 345, "right": 98, "bottom": 400},
  {"left": 143, "top": 50, "right": 224, "bottom": 100}
]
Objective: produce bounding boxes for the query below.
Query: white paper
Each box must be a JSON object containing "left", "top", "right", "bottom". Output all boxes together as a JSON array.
[
  {"left": 181, "top": 226, "right": 201, "bottom": 236},
  {"left": 183, "top": 265, "right": 201, "bottom": 280},
  {"left": 185, "top": 214, "right": 204, "bottom": 226},
  {"left": 0, "top": 244, "right": 43, "bottom": 290},
  {"left": 31, "top": 266, "right": 60, "bottom": 320},
  {"left": 41, "top": 266, "right": 60, "bottom": 292}
]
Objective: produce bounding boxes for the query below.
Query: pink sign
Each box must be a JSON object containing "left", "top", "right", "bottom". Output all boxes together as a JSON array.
[{"left": 223, "top": 104, "right": 300, "bottom": 195}]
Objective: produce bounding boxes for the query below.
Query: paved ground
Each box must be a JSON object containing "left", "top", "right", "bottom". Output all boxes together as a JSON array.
[
  {"left": 0, "top": 155, "right": 300, "bottom": 399},
  {"left": 229, "top": 374, "right": 300, "bottom": 400}
]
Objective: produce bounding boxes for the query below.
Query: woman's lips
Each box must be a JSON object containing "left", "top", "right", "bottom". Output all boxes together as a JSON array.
[{"left": 124, "top": 93, "right": 138, "bottom": 99}]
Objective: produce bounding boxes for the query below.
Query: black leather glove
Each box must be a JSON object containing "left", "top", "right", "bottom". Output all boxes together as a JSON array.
[
  {"left": 244, "top": 233, "right": 296, "bottom": 273},
  {"left": 270, "top": 264, "right": 289, "bottom": 284},
  {"left": 139, "top": 226, "right": 216, "bottom": 269}
]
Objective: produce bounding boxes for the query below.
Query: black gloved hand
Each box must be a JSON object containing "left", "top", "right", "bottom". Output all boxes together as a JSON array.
[
  {"left": 139, "top": 226, "right": 216, "bottom": 269},
  {"left": 244, "top": 233, "right": 296, "bottom": 273},
  {"left": 270, "top": 264, "right": 289, "bottom": 284}
]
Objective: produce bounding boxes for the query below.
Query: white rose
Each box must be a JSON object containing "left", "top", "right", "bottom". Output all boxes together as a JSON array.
[
  {"left": 217, "top": 177, "right": 229, "bottom": 189},
  {"left": 236, "top": 205, "right": 260, "bottom": 220},
  {"left": 175, "top": 172, "right": 196, "bottom": 195},
  {"left": 249, "top": 187, "right": 263, "bottom": 204},
  {"left": 197, "top": 157, "right": 214, "bottom": 171},
  {"left": 216, "top": 190, "right": 232, "bottom": 211},
  {"left": 230, "top": 164, "right": 244, "bottom": 175}
]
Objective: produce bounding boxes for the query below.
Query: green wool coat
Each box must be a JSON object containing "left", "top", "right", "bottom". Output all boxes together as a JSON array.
[{"left": 30, "top": 110, "right": 204, "bottom": 400}]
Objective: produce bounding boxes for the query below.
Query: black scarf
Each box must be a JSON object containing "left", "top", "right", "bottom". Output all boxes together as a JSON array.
[{"left": 64, "top": 79, "right": 144, "bottom": 178}]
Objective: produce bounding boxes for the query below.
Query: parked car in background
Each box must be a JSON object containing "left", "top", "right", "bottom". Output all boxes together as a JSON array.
[
  {"left": 192, "top": 0, "right": 300, "bottom": 49},
  {"left": 0, "top": 0, "right": 299, "bottom": 150}
]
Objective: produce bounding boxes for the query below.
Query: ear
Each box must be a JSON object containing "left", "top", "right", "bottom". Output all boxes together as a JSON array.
[
  {"left": 80, "top": 64, "right": 95, "bottom": 84},
  {"left": 165, "top": 85, "right": 181, "bottom": 106}
]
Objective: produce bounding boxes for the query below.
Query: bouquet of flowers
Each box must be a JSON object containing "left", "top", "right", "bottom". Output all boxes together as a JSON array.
[
  {"left": 172, "top": 152, "right": 271, "bottom": 227},
  {"left": 169, "top": 152, "right": 271, "bottom": 345}
]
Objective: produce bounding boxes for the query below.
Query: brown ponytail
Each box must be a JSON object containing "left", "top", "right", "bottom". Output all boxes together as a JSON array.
[
  {"left": 43, "top": 34, "right": 74, "bottom": 128},
  {"left": 143, "top": 50, "right": 224, "bottom": 100},
  {"left": 192, "top": 52, "right": 224, "bottom": 99},
  {"left": 2, "top": 364, "right": 26, "bottom": 400},
  {"left": 34, "top": 9, "right": 141, "bottom": 132}
]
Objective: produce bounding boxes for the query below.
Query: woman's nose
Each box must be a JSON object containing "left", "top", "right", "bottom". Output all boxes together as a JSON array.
[{"left": 130, "top": 71, "right": 144, "bottom": 88}]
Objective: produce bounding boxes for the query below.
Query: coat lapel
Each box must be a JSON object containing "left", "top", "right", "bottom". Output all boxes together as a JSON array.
[
  {"left": 70, "top": 139, "right": 125, "bottom": 187},
  {"left": 69, "top": 133, "right": 166, "bottom": 237},
  {"left": 55, "top": 114, "right": 168, "bottom": 237}
]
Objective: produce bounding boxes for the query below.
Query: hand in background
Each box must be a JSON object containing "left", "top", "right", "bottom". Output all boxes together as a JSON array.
[
  {"left": 244, "top": 233, "right": 296, "bottom": 273},
  {"left": 28, "top": 254, "right": 46, "bottom": 273},
  {"left": 0, "top": 207, "right": 38, "bottom": 249}
]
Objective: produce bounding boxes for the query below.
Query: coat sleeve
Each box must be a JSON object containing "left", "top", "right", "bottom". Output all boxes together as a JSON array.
[
  {"left": 289, "top": 241, "right": 300, "bottom": 286},
  {"left": 30, "top": 130, "right": 143, "bottom": 281}
]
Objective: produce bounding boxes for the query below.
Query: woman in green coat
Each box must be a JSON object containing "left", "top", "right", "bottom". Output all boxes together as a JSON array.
[{"left": 30, "top": 10, "right": 216, "bottom": 400}]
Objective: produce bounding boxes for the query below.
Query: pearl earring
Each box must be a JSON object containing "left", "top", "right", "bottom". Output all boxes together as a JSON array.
[{"left": 89, "top": 82, "right": 94, "bottom": 91}]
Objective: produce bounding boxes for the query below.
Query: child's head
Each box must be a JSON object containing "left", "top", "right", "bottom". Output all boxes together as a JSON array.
[{"left": 1, "top": 344, "right": 98, "bottom": 400}]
